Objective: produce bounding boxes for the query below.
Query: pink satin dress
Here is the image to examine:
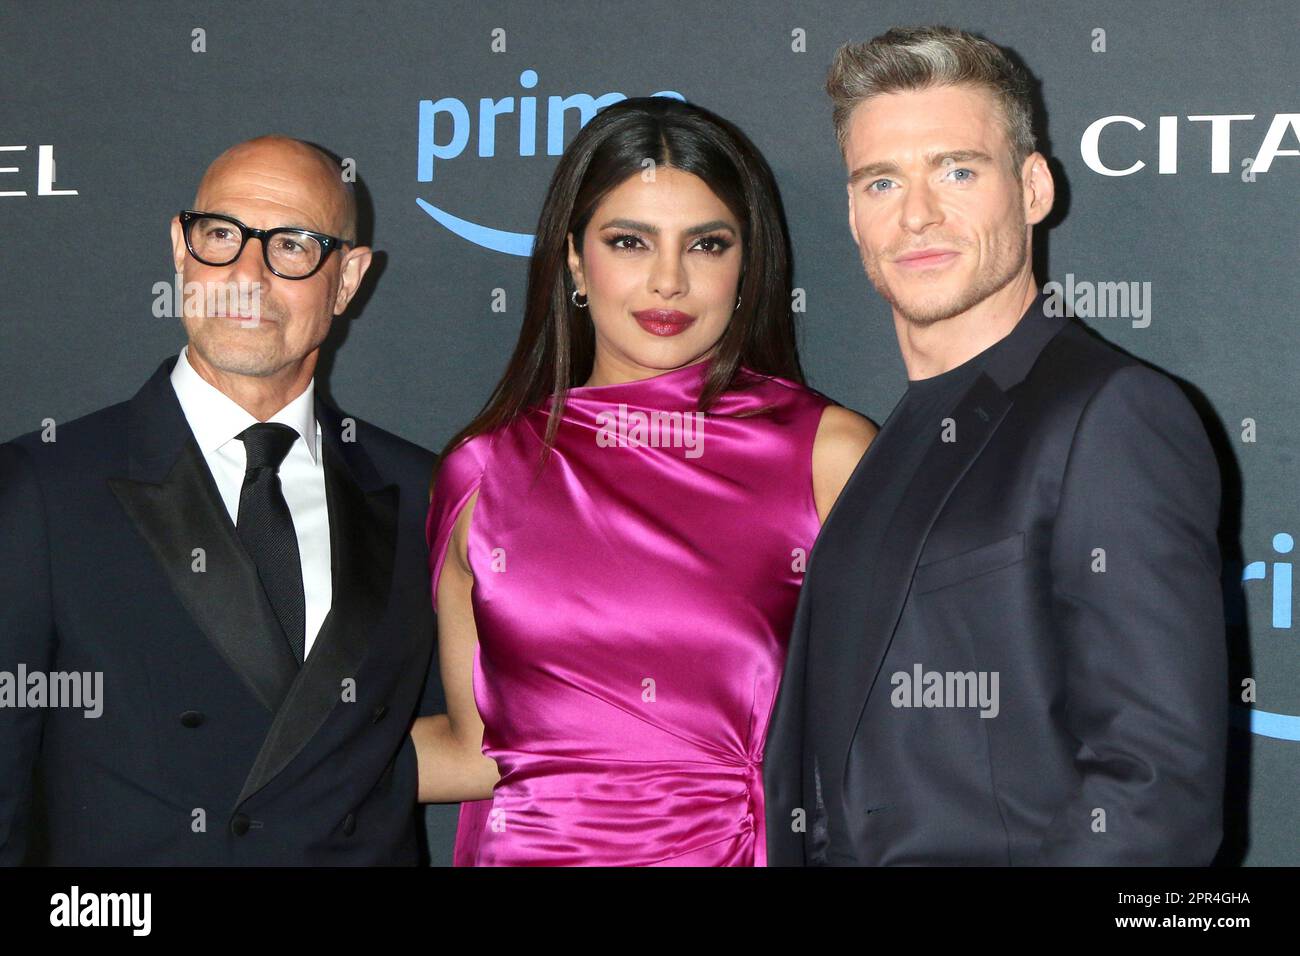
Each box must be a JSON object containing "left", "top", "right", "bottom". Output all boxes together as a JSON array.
[{"left": 426, "top": 360, "right": 830, "bottom": 865}]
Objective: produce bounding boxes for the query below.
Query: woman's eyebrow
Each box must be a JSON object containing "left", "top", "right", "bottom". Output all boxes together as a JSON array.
[{"left": 598, "top": 218, "right": 736, "bottom": 236}]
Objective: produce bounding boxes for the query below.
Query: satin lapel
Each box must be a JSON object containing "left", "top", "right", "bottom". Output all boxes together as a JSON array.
[
  {"left": 831, "top": 372, "right": 1012, "bottom": 782},
  {"left": 108, "top": 366, "right": 297, "bottom": 714},
  {"left": 235, "top": 409, "right": 399, "bottom": 806}
]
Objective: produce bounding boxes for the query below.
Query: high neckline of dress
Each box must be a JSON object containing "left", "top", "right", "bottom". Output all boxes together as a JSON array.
[{"left": 554, "top": 359, "right": 714, "bottom": 407}]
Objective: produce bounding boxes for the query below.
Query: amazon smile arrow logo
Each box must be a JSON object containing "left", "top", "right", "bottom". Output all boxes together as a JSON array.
[{"left": 415, "top": 198, "right": 534, "bottom": 256}]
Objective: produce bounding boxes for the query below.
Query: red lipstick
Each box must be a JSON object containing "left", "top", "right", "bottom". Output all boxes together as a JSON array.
[{"left": 633, "top": 309, "right": 696, "bottom": 337}]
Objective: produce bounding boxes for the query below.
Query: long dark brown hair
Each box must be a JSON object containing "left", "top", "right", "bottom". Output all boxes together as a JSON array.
[{"left": 439, "top": 95, "right": 805, "bottom": 471}]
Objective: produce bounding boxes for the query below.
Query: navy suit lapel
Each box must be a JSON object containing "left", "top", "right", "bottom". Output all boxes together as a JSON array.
[
  {"left": 109, "top": 358, "right": 298, "bottom": 713},
  {"left": 816, "top": 293, "right": 1069, "bottom": 814},
  {"left": 105, "top": 358, "right": 401, "bottom": 806},
  {"left": 765, "top": 293, "right": 1071, "bottom": 862},
  {"left": 768, "top": 372, "right": 1012, "bottom": 862},
  {"left": 825, "top": 374, "right": 1012, "bottom": 782}
]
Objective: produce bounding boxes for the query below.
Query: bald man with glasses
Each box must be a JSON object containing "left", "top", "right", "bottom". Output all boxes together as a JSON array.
[{"left": 0, "top": 136, "right": 441, "bottom": 865}]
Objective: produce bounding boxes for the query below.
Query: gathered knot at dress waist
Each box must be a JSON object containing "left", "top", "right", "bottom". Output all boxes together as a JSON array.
[{"left": 462, "top": 751, "right": 769, "bottom": 866}]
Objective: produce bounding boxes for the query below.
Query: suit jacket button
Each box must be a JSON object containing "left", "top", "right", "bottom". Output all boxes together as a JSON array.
[
  {"left": 231, "top": 813, "right": 251, "bottom": 836},
  {"left": 342, "top": 812, "right": 357, "bottom": 836},
  {"left": 180, "top": 711, "right": 204, "bottom": 728},
  {"left": 371, "top": 704, "right": 389, "bottom": 723}
]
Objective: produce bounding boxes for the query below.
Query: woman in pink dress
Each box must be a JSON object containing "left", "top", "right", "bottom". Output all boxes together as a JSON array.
[{"left": 412, "top": 96, "right": 875, "bottom": 865}]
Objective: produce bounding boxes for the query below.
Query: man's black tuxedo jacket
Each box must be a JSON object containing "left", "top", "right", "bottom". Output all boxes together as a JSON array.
[
  {"left": 0, "top": 356, "right": 439, "bottom": 865},
  {"left": 764, "top": 296, "right": 1227, "bottom": 865}
]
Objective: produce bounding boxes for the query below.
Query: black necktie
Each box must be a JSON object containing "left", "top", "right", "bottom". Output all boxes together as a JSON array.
[{"left": 236, "top": 422, "right": 306, "bottom": 664}]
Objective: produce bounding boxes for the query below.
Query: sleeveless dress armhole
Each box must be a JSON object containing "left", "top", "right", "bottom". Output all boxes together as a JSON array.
[
  {"left": 425, "top": 435, "right": 489, "bottom": 613},
  {"left": 425, "top": 434, "right": 495, "bottom": 866},
  {"left": 775, "top": 382, "right": 834, "bottom": 532}
]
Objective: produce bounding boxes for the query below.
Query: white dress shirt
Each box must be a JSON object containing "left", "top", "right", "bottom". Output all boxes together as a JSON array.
[{"left": 170, "top": 345, "right": 332, "bottom": 657}]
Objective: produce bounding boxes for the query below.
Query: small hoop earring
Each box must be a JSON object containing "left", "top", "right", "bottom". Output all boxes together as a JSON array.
[
  {"left": 571, "top": 289, "right": 589, "bottom": 308},
  {"left": 734, "top": 294, "right": 742, "bottom": 312}
]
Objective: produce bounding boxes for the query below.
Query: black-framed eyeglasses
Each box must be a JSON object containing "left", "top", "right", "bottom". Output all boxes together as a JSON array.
[{"left": 179, "top": 210, "right": 352, "bottom": 279}]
